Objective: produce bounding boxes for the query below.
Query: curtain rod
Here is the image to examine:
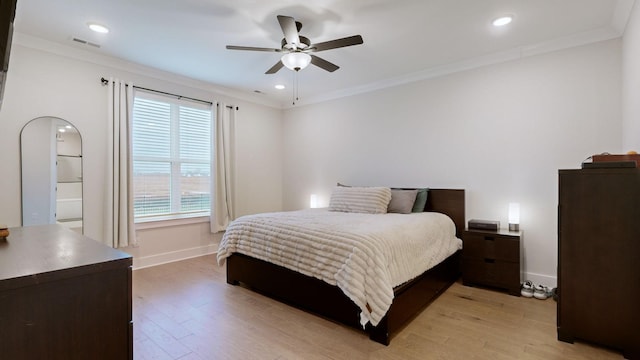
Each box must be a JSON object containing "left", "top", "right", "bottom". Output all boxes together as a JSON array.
[{"left": 100, "top": 77, "right": 238, "bottom": 110}]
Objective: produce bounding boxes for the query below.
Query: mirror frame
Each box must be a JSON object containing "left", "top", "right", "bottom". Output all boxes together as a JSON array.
[{"left": 20, "top": 116, "right": 83, "bottom": 233}]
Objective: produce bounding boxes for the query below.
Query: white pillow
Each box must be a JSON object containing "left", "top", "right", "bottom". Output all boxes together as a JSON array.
[{"left": 328, "top": 186, "right": 392, "bottom": 214}]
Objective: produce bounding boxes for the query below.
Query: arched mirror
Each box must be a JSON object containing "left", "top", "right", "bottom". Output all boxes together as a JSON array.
[{"left": 21, "top": 117, "right": 83, "bottom": 233}]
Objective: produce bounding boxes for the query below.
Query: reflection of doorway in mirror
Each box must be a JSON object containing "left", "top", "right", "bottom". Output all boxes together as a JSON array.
[
  {"left": 55, "top": 125, "right": 82, "bottom": 233},
  {"left": 21, "top": 117, "right": 83, "bottom": 234}
]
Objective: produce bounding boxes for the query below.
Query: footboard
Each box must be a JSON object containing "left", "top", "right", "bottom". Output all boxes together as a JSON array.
[{"left": 227, "top": 253, "right": 362, "bottom": 329}]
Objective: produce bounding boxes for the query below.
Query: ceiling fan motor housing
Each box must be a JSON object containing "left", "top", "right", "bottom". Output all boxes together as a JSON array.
[{"left": 281, "top": 36, "right": 311, "bottom": 51}]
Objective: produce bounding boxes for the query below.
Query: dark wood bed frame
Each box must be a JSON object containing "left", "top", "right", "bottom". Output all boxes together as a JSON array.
[{"left": 226, "top": 189, "right": 465, "bottom": 345}]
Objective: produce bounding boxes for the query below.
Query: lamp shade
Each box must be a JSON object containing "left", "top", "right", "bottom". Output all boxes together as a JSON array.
[
  {"left": 281, "top": 52, "right": 312, "bottom": 71},
  {"left": 508, "top": 202, "right": 520, "bottom": 231}
]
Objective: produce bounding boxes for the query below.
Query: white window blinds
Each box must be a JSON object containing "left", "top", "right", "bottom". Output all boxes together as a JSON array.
[{"left": 132, "top": 91, "right": 212, "bottom": 219}]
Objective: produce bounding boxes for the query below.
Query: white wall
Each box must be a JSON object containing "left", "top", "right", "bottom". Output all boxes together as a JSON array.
[
  {"left": 623, "top": 1, "right": 640, "bottom": 150},
  {"left": 282, "top": 39, "right": 622, "bottom": 287},
  {"left": 0, "top": 37, "right": 283, "bottom": 268}
]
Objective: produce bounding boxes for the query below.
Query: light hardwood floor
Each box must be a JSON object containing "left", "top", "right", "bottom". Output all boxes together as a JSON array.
[{"left": 132, "top": 255, "right": 624, "bottom": 360}]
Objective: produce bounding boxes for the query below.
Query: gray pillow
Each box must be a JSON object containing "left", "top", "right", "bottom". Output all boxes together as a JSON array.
[
  {"left": 412, "top": 188, "right": 429, "bottom": 212},
  {"left": 387, "top": 189, "right": 419, "bottom": 214}
]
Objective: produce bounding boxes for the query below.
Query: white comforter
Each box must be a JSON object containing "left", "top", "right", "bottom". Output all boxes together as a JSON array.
[{"left": 216, "top": 208, "right": 462, "bottom": 327}]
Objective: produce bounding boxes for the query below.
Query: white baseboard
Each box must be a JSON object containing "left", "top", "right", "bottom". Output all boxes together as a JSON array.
[
  {"left": 525, "top": 271, "right": 557, "bottom": 288},
  {"left": 132, "top": 244, "right": 218, "bottom": 270}
]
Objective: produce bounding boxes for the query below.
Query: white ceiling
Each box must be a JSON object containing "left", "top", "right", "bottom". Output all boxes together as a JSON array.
[{"left": 13, "top": 0, "right": 636, "bottom": 108}]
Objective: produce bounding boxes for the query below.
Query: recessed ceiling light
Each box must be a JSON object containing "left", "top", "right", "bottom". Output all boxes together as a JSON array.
[
  {"left": 88, "top": 23, "right": 109, "bottom": 34},
  {"left": 492, "top": 16, "right": 513, "bottom": 27},
  {"left": 275, "top": 84, "right": 285, "bottom": 90}
]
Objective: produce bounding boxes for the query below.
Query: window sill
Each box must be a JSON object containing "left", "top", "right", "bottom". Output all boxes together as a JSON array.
[{"left": 135, "top": 213, "right": 210, "bottom": 230}]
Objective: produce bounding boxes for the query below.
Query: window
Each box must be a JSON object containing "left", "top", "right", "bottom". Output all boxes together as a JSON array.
[{"left": 132, "top": 91, "right": 212, "bottom": 220}]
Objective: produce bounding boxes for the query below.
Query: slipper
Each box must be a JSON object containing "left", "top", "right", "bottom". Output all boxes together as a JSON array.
[
  {"left": 521, "top": 280, "right": 534, "bottom": 297},
  {"left": 534, "top": 284, "right": 549, "bottom": 299}
]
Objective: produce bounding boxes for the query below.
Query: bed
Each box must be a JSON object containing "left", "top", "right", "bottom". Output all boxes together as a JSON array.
[{"left": 217, "top": 188, "right": 465, "bottom": 345}]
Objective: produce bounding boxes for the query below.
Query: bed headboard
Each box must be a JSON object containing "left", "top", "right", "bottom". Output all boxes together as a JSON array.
[{"left": 424, "top": 189, "right": 465, "bottom": 238}]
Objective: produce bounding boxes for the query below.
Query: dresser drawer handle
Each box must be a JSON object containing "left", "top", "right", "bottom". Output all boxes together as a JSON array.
[
  {"left": 484, "top": 258, "right": 495, "bottom": 263},
  {"left": 484, "top": 236, "right": 495, "bottom": 241}
]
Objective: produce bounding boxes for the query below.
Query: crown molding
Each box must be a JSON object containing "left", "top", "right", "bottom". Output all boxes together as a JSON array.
[
  {"left": 12, "top": 32, "right": 282, "bottom": 109},
  {"left": 290, "top": 26, "right": 623, "bottom": 109}
]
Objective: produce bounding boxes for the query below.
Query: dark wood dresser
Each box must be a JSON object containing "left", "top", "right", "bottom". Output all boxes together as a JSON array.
[
  {"left": 462, "top": 228, "right": 522, "bottom": 296},
  {"left": 558, "top": 168, "right": 639, "bottom": 359},
  {"left": 0, "top": 225, "right": 133, "bottom": 360}
]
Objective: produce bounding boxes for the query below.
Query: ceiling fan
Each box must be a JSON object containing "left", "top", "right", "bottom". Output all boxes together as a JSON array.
[{"left": 226, "top": 15, "right": 364, "bottom": 74}]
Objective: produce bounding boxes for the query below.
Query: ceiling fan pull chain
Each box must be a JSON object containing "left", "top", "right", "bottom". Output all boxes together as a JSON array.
[
  {"left": 296, "top": 71, "right": 300, "bottom": 102},
  {"left": 292, "top": 70, "right": 301, "bottom": 106}
]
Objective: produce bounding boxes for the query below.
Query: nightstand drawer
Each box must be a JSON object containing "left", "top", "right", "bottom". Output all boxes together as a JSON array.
[
  {"left": 462, "top": 258, "right": 520, "bottom": 288},
  {"left": 463, "top": 232, "right": 519, "bottom": 262}
]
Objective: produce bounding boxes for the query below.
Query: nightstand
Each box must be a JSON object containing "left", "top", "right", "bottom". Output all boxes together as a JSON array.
[{"left": 462, "top": 228, "right": 522, "bottom": 296}]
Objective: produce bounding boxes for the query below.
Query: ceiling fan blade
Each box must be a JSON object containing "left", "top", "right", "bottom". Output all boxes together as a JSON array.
[
  {"left": 277, "top": 15, "right": 300, "bottom": 47},
  {"left": 310, "top": 35, "right": 363, "bottom": 52},
  {"left": 226, "top": 45, "right": 281, "bottom": 52},
  {"left": 265, "top": 61, "right": 284, "bottom": 74},
  {"left": 310, "top": 55, "right": 339, "bottom": 72}
]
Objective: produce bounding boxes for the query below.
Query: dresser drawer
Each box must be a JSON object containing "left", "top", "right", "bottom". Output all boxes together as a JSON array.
[
  {"left": 462, "top": 258, "right": 520, "bottom": 289},
  {"left": 463, "top": 231, "right": 519, "bottom": 262}
]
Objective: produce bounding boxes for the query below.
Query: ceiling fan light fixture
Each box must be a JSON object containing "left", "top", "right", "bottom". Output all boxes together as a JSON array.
[{"left": 281, "top": 52, "right": 312, "bottom": 71}]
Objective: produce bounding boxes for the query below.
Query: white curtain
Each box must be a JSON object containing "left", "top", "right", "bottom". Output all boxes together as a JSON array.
[
  {"left": 210, "top": 102, "right": 236, "bottom": 233},
  {"left": 105, "top": 77, "right": 135, "bottom": 248}
]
